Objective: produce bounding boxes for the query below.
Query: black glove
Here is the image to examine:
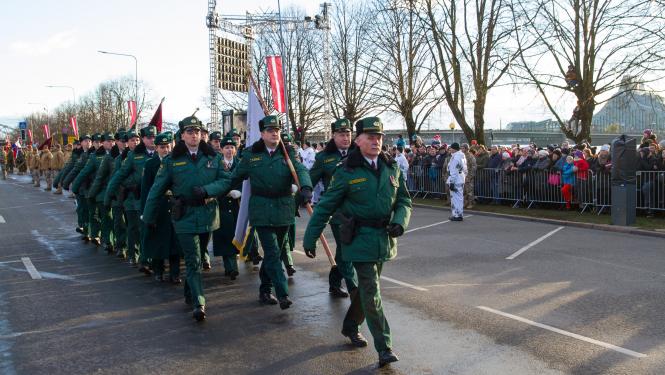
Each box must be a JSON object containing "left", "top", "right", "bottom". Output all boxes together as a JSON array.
[
  {"left": 299, "top": 187, "right": 313, "bottom": 207},
  {"left": 386, "top": 223, "right": 404, "bottom": 238},
  {"left": 192, "top": 186, "right": 208, "bottom": 200},
  {"left": 304, "top": 246, "right": 316, "bottom": 258},
  {"left": 448, "top": 183, "right": 457, "bottom": 193}
]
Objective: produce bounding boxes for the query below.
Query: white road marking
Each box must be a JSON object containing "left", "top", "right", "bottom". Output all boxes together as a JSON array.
[
  {"left": 506, "top": 226, "right": 564, "bottom": 260},
  {"left": 404, "top": 215, "right": 473, "bottom": 234},
  {"left": 20, "top": 257, "right": 42, "bottom": 280},
  {"left": 380, "top": 276, "right": 428, "bottom": 291},
  {"left": 0, "top": 215, "right": 5, "bottom": 223},
  {"left": 477, "top": 306, "right": 647, "bottom": 358}
]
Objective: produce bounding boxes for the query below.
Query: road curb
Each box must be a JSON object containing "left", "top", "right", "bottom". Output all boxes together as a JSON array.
[{"left": 413, "top": 203, "right": 665, "bottom": 239}]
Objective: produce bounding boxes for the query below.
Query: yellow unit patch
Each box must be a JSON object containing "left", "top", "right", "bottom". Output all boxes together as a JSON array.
[
  {"left": 324, "top": 158, "right": 336, "bottom": 163},
  {"left": 250, "top": 157, "right": 262, "bottom": 162},
  {"left": 173, "top": 161, "right": 187, "bottom": 166},
  {"left": 349, "top": 178, "right": 367, "bottom": 185},
  {"left": 135, "top": 156, "right": 144, "bottom": 160}
]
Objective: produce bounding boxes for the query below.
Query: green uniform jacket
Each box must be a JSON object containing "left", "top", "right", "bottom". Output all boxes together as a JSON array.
[
  {"left": 140, "top": 155, "right": 178, "bottom": 259},
  {"left": 72, "top": 147, "right": 106, "bottom": 197},
  {"left": 310, "top": 140, "right": 355, "bottom": 225},
  {"left": 105, "top": 143, "right": 155, "bottom": 211},
  {"left": 142, "top": 141, "right": 227, "bottom": 234},
  {"left": 62, "top": 148, "right": 93, "bottom": 191},
  {"left": 53, "top": 149, "right": 80, "bottom": 187},
  {"left": 109, "top": 150, "right": 126, "bottom": 208},
  {"left": 218, "top": 140, "right": 312, "bottom": 227},
  {"left": 303, "top": 149, "right": 412, "bottom": 262},
  {"left": 212, "top": 156, "right": 242, "bottom": 257},
  {"left": 89, "top": 146, "right": 119, "bottom": 203}
]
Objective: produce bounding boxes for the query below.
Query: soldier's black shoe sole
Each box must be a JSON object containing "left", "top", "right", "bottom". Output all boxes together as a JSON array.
[
  {"left": 378, "top": 350, "right": 399, "bottom": 367},
  {"left": 193, "top": 306, "right": 206, "bottom": 322},
  {"left": 329, "top": 286, "right": 349, "bottom": 298},
  {"left": 341, "top": 331, "right": 369, "bottom": 348},
  {"left": 259, "top": 292, "right": 278, "bottom": 305},
  {"left": 286, "top": 266, "right": 296, "bottom": 277},
  {"left": 278, "top": 296, "right": 293, "bottom": 310}
]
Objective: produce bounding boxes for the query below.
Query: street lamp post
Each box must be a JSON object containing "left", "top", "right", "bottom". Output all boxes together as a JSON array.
[
  {"left": 449, "top": 122, "right": 456, "bottom": 143},
  {"left": 98, "top": 50, "right": 138, "bottom": 103}
]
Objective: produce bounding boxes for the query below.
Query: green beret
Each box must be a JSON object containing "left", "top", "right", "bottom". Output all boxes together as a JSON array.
[
  {"left": 259, "top": 115, "right": 281, "bottom": 132},
  {"left": 210, "top": 131, "right": 223, "bottom": 141},
  {"left": 331, "top": 118, "right": 352, "bottom": 133},
  {"left": 154, "top": 132, "right": 173, "bottom": 145},
  {"left": 79, "top": 134, "right": 92, "bottom": 141},
  {"left": 114, "top": 129, "right": 127, "bottom": 141},
  {"left": 280, "top": 133, "right": 292, "bottom": 143},
  {"left": 140, "top": 125, "right": 157, "bottom": 138},
  {"left": 221, "top": 136, "right": 237, "bottom": 148},
  {"left": 226, "top": 128, "right": 240, "bottom": 137},
  {"left": 355, "top": 117, "right": 385, "bottom": 136},
  {"left": 101, "top": 132, "right": 115, "bottom": 142},
  {"left": 179, "top": 116, "right": 203, "bottom": 131},
  {"left": 91, "top": 133, "right": 102, "bottom": 142}
]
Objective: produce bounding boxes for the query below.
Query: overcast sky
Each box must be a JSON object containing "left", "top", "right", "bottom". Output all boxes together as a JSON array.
[{"left": 0, "top": 0, "right": 564, "bottom": 131}]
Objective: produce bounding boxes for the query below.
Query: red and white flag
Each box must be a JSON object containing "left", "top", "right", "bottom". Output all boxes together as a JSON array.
[
  {"left": 42, "top": 124, "right": 50, "bottom": 139},
  {"left": 148, "top": 98, "right": 164, "bottom": 132},
  {"left": 266, "top": 56, "right": 286, "bottom": 113},
  {"left": 27, "top": 129, "right": 33, "bottom": 145},
  {"left": 69, "top": 116, "right": 79, "bottom": 138},
  {"left": 128, "top": 100, "right": 137, "bottom": 128}
]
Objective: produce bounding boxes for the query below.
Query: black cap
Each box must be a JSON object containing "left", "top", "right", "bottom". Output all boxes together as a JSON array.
[{"left": 450, "top": 142, "right": 460, "bottom": 151}]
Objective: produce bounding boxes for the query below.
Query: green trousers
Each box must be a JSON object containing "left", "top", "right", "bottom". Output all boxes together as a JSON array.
[
  {"left": 242, "top": 227, "right": 259, "bottom": 260},
  {"left": 97, "top": 202, "right": 114, "bottom": 246},
  {"left": 125, "top": 210, "right": 141, "bottom": 263},
  {"left": 280, "top": 224, "right": 294, "bottom": 268},
  {"left": 342, "top": 262, "right": 391, "bottom": 353},
  {"left": 222, "top": 255, "right": 238, "bottom": 274},
  {"left": 87, "top": 197, "right": 101, "bottom": 239},
  {"left": 112, "top": 206, "right": 127, "bottom": 253},
  {"left": 256, "top": 226, "right": 289, "bottom": 298},
  {"left": 76, "top": 195, "right": 88, "bottom": 234},
  {"left": 152, "top": 255, "right": 181, "bottom": 279},
  {"left": 329, "top": 224, "right": 358, "bottom": 290},
  {"left": 177, "top": 232, "right": 210, "bottom": 307}
]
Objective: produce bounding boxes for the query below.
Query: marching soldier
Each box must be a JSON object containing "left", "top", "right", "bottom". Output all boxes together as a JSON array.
[
  {"left": 309, "top": 118, "right": 358, "bottom": 298},
  {"left": 89, "top": 132, "right": 118, "bottom": 253},
  {"left": 110, "top": 130, "right": 135, "bottom": 259},
  {"left": 30, "top": 146, "right": 39, "bottom": 187},
  {"left": 211, "top": 135, "right": 242, "bottom": 279},
  {"left": 39, "top": 143, "right": 54, "bottom": 191},
  {"left": 105, "top": 126, "right": 157, "bottom": 270},
  {"left": 303, "top": 117, "right": 412, "bottom": 367},
  {"left": 6, "top": 145, "right": 15, "bottom": 175},
  {"left": 72, "top": 133, "right": 105, "bottom": 246},
  {"left": 51, "top": 144, "right": 65, "bottom": 191},
  {"left": 140, "top": 132, "right": 181, "bottom": 283},
  {"left": 214, "top": 115, "right": 313, "bottom": 309},
  {"left": 53, "top": 142, "right": 79, "bottom": 195},
  {"left": 143, "top": 116, "right": 228, "bottom": 321},
  {"left": 0, "top": 146, "right": 7, "bottom": 180},
  {"left": 63, "top": 135, "right": 94, "bottom": 240}
]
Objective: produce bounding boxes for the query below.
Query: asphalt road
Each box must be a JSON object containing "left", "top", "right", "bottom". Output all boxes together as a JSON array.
[{"left": 1, "top": 174, "right": 664, "bottom": 375}]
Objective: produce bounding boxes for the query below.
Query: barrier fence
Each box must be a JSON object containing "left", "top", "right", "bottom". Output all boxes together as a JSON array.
[{"left": 407, "top": 166, "right": 665, "bottom": 214}]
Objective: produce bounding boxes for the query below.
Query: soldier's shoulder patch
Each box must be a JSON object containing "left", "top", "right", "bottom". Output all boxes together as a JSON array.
[
  {"left": 134, "top": 156, "right": 144, "bottom": 160},
  {"left": 349, "top": 177, "right": 367, "bottom": 185},
  {"left": 324, "top": 157, "right": 336, "bottom": 164},
  {"left": 250, "top": 156, "right": 262, "bottom": 162},
  {"left": 173, "top": 161, "right": 187, "bottom": 167}
]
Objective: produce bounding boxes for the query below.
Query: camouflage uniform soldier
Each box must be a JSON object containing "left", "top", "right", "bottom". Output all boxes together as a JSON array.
[
  {"left": 51, "top": 144, "right": 65, "bottom": 189},
  {"left": 39, "top": 144, "right": 53, "bottom": 190},
  {"left": 0, "top": 147, "right": 7, "bottom": 180},
  {"left": 461, "top": 143, "right": 476, "bottom": 209},
  {"left": 30, "top": 148, "right": 40, "bottom": 186}
]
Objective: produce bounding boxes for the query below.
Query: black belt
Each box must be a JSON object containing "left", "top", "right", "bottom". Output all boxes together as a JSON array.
[
  {"left": 355, "top": 217, "right": 390, "bottom": 228},
  {"left": 251, "top": 188, "right": 291, "bottom": 198}
]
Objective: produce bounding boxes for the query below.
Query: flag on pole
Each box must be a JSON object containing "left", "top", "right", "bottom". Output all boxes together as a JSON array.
[
  {"left": 69, "top": 116, "right": 79, "bottom": 138},
  {"left": 42, "top": 124, "right": 50, "bottom": 139},
  {"left": 232, "top": 83, "right": 264, "bottom": 252},
  {"left": 127, "top": 100, "right": 137, "bottom": 128},
  {"left": 266, "top": 56, "right": 286, "bottom": 113},
  {"left": 27, "top": 129, "right": 33, "bottom": 145},
  {"left": 148, "top": 97, "right": 165, "bottom": 132}
]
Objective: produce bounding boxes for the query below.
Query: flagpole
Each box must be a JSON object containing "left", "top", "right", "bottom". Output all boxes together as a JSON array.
[{"left": 276, "top": 0, "right": 291, "bottom": 136}]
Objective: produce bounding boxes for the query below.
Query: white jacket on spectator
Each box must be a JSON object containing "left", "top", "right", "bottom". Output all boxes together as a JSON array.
[
  {"left": 447, "top": 151, "right": 467, "bottom": 185},
  {"left": 395, "top": 152, "right": 409, "bottom": 182},
  {"left": 299, "top": 147, "right": 316, "bottom": 169}
]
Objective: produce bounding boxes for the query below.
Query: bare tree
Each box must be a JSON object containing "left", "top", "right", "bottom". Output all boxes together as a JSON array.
[
  {"left": 512, "top": 0, "right": 665, "bottom": 143},
  {"left": 371, "top": 0, "right": 444, "bottom": 142},
  {"left": 423, "top": 0, "right": 518, "bottom": 145}
]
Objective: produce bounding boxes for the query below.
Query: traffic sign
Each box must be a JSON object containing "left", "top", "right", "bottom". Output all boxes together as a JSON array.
[{"left": 18, "top": 121, "right": 27, "bottom": 130}]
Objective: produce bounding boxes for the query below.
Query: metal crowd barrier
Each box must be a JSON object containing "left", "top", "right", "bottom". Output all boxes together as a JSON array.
[{"left": 407, "top": 165, "right": 665, "bottom": 214}]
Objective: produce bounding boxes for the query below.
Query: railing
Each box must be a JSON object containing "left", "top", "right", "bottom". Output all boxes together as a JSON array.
[{"left": 407, "top": 166, "right": 665, "bottom": 214}]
